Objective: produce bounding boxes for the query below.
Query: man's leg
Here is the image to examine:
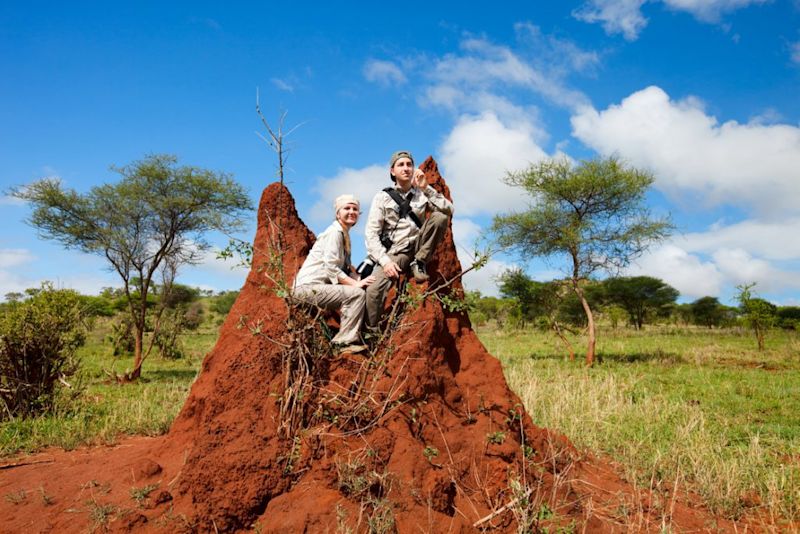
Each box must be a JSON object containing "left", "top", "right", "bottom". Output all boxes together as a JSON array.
[
  {"left": 364, "top": 252, "right": 411, "bottom": 330},
  {"left": 414, "top": 211, "right": 449, "bottom": 263}
]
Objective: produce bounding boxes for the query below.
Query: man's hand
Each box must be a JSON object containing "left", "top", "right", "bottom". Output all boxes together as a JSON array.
[
  {"left": 413, "top": 169, "right": 427, "bottom": 189},
  {"left": 383, "top": 261, "right": 401, "bottom": 279}
]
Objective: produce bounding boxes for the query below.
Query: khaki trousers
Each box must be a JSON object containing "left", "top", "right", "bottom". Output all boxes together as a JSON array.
[
  {"left": 364, "top": 211, "right": 449, "bottom": 329},
  {"left": 292, "top": 284, "right": 366, "bottom": 345}
]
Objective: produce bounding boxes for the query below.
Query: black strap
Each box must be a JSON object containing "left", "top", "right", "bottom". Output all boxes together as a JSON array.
[{"left": 383, "top": 187, "right": 422, "bottom": 228}]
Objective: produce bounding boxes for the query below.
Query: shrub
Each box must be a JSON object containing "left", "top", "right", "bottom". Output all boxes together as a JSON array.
[
  {"left": 108, "top": 314, "right": 136, "bottom": 357},
  {"left": 211, "top": 290, "right": 239, "bottom": 316},
  {"left": 182, "top": 301, "right": 204, "bottom": 331},
  {"left": 0, "top": 283, "right": 87, "bottom": 419}
]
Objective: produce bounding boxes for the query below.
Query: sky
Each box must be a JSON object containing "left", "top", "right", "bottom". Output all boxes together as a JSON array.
[{"left": 1, "top": 1, "right": 799, "bottom": 306}]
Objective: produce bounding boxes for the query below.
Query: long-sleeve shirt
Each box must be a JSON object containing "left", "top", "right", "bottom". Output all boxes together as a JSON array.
[
  {"left": 294, "top": 221, "right": 351, "bottom": 286},
  {"left": 365, "top": 184, "right": 453, "bottom": 267}
]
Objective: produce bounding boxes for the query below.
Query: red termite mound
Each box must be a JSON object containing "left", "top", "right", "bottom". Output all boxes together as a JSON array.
[
  {"left": 0, "top": 158, "right": 743, "bottom": 533},
  {"left": 160, "top": 157, "right": 585, "bottom": 532}
]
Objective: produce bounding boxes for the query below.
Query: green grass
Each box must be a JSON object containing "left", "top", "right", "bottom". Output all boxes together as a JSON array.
[
  {"left": 478, "top": 324, "right": 800, "bottom": 522},
  {"left": 0, "top": 313, "right": 218, "bottom": 456}
]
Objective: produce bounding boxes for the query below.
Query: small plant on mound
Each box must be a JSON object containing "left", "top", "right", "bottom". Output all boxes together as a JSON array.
[{"left": 0, "top": 283, "right": 88, "bottom": 420}]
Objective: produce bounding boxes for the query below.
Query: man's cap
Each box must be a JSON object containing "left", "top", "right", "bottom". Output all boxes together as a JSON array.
[{"left": 389, "top": 150, "right": 414, "bottom": 168}]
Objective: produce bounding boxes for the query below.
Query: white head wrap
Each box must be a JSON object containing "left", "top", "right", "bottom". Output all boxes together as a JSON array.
[{"left": 334, "top": 194, "right": 360, "bottom": 214}]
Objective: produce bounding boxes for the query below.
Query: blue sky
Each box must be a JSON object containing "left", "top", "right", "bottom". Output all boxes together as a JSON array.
[{"left": 2, "top": 1, "right": 799, "bottom": 305}]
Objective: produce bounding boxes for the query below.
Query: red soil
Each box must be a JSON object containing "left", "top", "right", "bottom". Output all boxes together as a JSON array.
[{"left": 0, "top": 159, "right": 754, "bottom": 532}]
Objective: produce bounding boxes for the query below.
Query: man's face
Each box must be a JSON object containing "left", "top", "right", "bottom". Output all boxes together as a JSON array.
[{"left": 391, "top": 157, "right": 414, "bottom": 189}]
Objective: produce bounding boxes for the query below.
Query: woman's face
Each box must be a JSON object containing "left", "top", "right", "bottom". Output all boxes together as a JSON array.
[{"left": 336, "top": 203, "right": 360, "bottom": 228}]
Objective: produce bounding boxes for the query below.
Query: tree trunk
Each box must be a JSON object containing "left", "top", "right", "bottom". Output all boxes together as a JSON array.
[
  {"left": 573, "top": 283, "right": 596, "bottom": 366},
  {"left": 755, "top": 325, "right": 765, "bottom": 351},
  {"left": 126, "top": 325, "right": 144, "bottom": 381},
  {"left": 552, "top": 321, "right": 575, "bottom": 361}
]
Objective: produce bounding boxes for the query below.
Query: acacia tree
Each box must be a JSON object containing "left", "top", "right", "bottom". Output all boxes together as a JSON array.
[
  {"left": 492, "top": 156, "right": 672, "bottom": 366},
  {"left": 736, "top": 283, "right": 776, "bottom": 351},
  {"left": 601, "top": 276, "right": 679, "bottom": 329},
  {"left": 12, "top": 154, "right": 252, "bottom": 380},
  {"left": 690, "top": 296, "right": 726, "bottom": 328}
]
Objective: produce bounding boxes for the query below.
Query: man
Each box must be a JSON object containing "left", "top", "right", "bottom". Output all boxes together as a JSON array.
[
  {"left": 293, "top": 194, "right": 376, "bottom": 353},
  {"left": 363, "top": 150, "right": 453, "bottom": 330}
]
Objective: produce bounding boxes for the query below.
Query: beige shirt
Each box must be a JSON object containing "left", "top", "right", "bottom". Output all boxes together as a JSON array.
[
  {"left": 294, "top": 221, "right": 351, "bottom": 286},
  {"left": 365, "top": 184, "right": 453, "bottom": 267}
]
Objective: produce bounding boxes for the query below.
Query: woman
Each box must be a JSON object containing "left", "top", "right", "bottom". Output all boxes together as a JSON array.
[{"left": 293, "top": 194, "right": 375, "bottom": 353}]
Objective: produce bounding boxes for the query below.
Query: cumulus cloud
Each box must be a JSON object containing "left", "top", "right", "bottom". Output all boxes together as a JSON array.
[
  {"left": 573, "top": 0, "right": 648, "bottom": 41},
  {"left": 461, "top": 258, "right": 512, "bottom": 297},
  {"left": 626, "top": 244, "right": 724, "bottom": 298},
  {"left": 571, "top": 85, "right": 800, "bottom": 217},
  {"left": 574, "top": 0, "right": 768, "bottom": 39},
  {"left": 423, "top": 35, "right": 591, "bottom": 111},
  {"left": 308, "top": 165, "right": 387, "bottom": 227},
  {"left": 0, "top": 248, "right": 121, "bottom": 300},
  {"left": 363, "top": 59, "right": 408, "bottom": 86},
  {"left": 661, "top": 0, "right": 768, "bottom": 22},
  {"left": 439, "top": 112, "right": 551, "bottom": 216},
  {"left": 682, "top": 218, "right": 800, "bottom": 261},
  {"left": 0, "top": 248, "right": 34, "bottom": 269}
]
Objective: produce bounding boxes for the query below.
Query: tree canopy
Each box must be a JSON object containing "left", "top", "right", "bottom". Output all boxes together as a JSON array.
[
  {"left": 601, "top": 276, "right": 679, "bottom": 329},
  {"left": 12, "top": 154, "right": 252, "bottom": 379},
  {"left": 492, "top": 156, "right": 672, "bottom": 365}
]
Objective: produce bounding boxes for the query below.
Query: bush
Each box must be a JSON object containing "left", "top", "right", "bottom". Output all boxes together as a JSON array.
[
  {"left": 182, "top": 301, "right": 204, "bottom": 331},
  {"left": 211, "top": 290, "right": 239, "bottom": 315},
  {"left": 108, "top": 314, "right": 135, "bottom": 357},
  {"left": 0, "top": 284, "right": 87, "bottom": 420}
]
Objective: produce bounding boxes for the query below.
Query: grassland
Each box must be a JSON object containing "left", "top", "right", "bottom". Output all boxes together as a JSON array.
[
  {"left": 0, "top": 314, "right": 219, "bottom": 456},
  {"left": 481, "top": 324, "right": 800, "bottom": 523},
  {"left": 1, "top": 309, "right": 797, "bottom": 524}
]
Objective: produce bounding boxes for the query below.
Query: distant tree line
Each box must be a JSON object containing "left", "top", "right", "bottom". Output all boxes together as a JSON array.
[{"left": 467, "top": 271, "right": 798, "bottom": 338}]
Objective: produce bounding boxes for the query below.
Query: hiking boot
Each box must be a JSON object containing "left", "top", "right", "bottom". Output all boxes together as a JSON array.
[
  {"left": 334, "top": 342, "right": 368, "bottom": 354},
  {"left": 410, "top": 260, "right": 429, "bottom": 282}
]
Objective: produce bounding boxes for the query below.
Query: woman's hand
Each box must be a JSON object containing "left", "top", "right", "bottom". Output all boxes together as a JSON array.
[{"left": 356, "top": 275, "right": 376, "bottom": 288}]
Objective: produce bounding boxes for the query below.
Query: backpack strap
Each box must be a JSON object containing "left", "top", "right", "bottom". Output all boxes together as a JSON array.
[{"left": 383, "top": 187, "right": 422, "bottom": 228}]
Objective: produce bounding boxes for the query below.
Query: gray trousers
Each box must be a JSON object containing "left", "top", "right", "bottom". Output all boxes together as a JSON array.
[
  {"left": 292, "top": 284, "right": 365, "bottom": 345},
  {"left": 364, "top": 211, "right": 449, "bottom": 329}
]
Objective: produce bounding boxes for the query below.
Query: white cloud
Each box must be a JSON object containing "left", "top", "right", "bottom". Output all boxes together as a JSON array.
[
  {"left": 0, "top": 195, "right": 26, "bottom": 206},
  {"left": 573, "top": 0, "right": 648, "bottom": 41},
  {"left": 681, "top": 217, "right": 800, "bottom": 261},
  {"left": 461, "top": 257, "right": 512, "bottom": 297},
  {"left": 0, "top": 248, "right": 34, "bottom": 269},
  {"left": 425, "top": 36, "right": 590, "bottom": 111},
  {"left": 626, "top": 244, "right": 723, "bottom": 298},
  {"left": 571, "top": 85, "right": 800, "bottom": 217},
  {"left": 309, "top": 165, "right": 387, "bottom": 227},
  {"left": 271, "top": 78, "right": 294, "bottom": 92},
  {"left": 661, "top": 0, "right": 768, "bottom": 22},
  {"left": 363, "top": 59, "right": 407, "bottom": 86},
  {"left": 573, "top": 0, "right": 768, "bottom": 39},
  {"left": 439, "top": 112, "right": 550, "bottom": 216},
  {"left": 451, "top": 217, "right": 483, "bottom": 251}
]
